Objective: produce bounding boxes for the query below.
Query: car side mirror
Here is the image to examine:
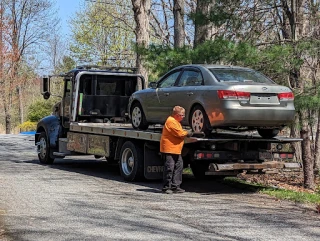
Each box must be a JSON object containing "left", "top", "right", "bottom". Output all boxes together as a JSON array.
[{"left": 148, "top": 82, "right": 157, "bottom": 88}]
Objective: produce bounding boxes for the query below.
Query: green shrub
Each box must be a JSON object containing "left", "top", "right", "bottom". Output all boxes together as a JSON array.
[
  {"left": 18, "top": 121, "right": 37, "bottom": 131},
  {"left": 27, "top": 99, "right": 56, "bottom": 122}
]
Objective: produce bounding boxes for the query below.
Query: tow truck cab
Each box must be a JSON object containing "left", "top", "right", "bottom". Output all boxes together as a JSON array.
[{"left": 36, "top": 66, "right": 145, "bottom": 161}]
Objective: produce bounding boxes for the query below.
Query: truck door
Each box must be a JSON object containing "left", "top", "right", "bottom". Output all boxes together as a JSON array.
[{"left": 62, "top": 77, "right": 72, "bottom": 128}]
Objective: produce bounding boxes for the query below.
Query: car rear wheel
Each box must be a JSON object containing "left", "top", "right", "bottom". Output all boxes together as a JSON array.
[
  {"left": 190, "top": 105, "right": 212, "bottom": 136},
  {"left": 257, "top": 129, "right": 279, "bottom": 138},
  {"left": 130, "top": 102, "right": 149, "bottom": 130}
]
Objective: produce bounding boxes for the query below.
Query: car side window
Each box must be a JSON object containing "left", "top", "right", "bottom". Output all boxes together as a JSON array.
[
  {"left": 177, "top": 70, "right": 203, "bottom": 86},
  {"left": 158, "top": 71, "right": 181, "bottom": 88}
]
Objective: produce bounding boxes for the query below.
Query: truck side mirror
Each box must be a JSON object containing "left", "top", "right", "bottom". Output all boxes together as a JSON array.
[
  {"left": 43, "top": 91, "right": 51, "bottom": 99},
  {"left": 41, "top": 77, "right": 51, "bottom": 99}
]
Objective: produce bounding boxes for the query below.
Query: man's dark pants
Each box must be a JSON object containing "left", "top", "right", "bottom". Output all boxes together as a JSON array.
[{"left": 162, "top": 153, "right": 183, "bottom": 190}]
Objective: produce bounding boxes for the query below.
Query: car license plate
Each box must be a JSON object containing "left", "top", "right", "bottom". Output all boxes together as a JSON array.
[{"left": 250, "top": 94, "right": 279, "bottom": 104}]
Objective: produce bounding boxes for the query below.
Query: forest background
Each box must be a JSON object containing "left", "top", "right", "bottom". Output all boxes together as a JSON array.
[{"left": 0, "top": 0, "right": 319, "bottom": 189}]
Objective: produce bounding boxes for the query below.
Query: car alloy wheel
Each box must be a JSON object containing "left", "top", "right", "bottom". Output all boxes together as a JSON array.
[
  {"left": 191, "top": 109, "right": 204, "bottom": 133},
  {"left": 130, "top": 102, "right": 149, "bottom": 130},
  {"left": 132, "top": 106, "right": 142, "bottom": 128},
  {"left": 190, "top": 105, "right": 212, "bottom": 136}
]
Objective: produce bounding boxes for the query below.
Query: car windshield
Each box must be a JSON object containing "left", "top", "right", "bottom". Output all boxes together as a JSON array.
[{"left": 209, "top": 68, "right": 274, "bottom": 84}]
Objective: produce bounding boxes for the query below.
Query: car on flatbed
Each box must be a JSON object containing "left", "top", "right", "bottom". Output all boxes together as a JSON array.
[{"left": 128, "top": 64, "right": 295, "bottom": 138}]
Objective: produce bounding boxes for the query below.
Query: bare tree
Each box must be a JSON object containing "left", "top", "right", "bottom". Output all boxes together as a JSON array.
[
  {"left": 194, "top": 0, "right": 216, "bottom": 47},
  {"left": 173, "top": 0, "right": 185, "bottom": 48},
  {"left": 0, "top": 0, "right": 57, "bottom": 133},
  {"left": 131, "top": 0, "right": 150, "bottom": 84}
]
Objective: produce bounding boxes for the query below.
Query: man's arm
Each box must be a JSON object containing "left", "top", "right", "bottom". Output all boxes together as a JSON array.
[{"left": 165, "top": 120, "right": 188, "bottom": 138}]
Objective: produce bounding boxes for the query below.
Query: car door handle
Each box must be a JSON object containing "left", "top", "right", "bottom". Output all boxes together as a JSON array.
[
  {"left": 164, "top": 93, "right": 169, "bottom": 96},
  {"left": 187, "top": 92, "right": 193, "bottom": 96}
]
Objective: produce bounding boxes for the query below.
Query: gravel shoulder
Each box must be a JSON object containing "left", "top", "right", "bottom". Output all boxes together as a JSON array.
[{"left": 0, "top": 134, "right": 320, "bottom": 241}]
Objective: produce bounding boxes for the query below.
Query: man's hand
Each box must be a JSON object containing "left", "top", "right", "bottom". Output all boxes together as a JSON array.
[{"left": 186, "top": 129, "right": 193, "bottom": 137}]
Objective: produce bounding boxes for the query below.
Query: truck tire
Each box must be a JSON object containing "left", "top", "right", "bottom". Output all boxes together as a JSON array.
[
  {"left": 190, "top": 162, "right": 208, "bottom": 180},
  {"left": 119, "top": 141, "right": 144, "bottom": 181},
  {"left": 37, "top": 132, "right": 54, "bottom": 164},
  {"left": 257, "top": 129, "right": 279, "bottom": 138}
]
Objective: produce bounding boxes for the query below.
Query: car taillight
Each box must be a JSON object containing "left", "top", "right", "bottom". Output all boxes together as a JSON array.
[
  {"left": 218, "top": 90, "right": 250, "bottom": 100},
  {"left": 278, "top": 92, "right": 294, "bottom": 101},
  {"left": 236, "top": 91, "right": 251, "bottom": 100}
]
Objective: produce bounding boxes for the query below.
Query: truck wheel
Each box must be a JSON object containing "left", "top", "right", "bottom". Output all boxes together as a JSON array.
[
  {"left": 119, "top": 141, "right": 144, "bottom": 181},
  {"left": 37, "top": 132, "right": 54, "bottom": 164},
  {"left": 190, "top": 105, "right": 212, "bottom": 136},
  {"left": 130, "top": 102, "right": 149, "bottom": 130},
  {"left": 190, "top": 162, "right": 208, "bottom": 180},
  {"left": 257, "top": 129, "right": 279, "bottom": 138}
]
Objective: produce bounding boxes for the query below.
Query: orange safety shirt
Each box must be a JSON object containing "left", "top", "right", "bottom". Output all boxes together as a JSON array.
[{"left": 160, "top": 116, "right": 188, "bottom": 155}]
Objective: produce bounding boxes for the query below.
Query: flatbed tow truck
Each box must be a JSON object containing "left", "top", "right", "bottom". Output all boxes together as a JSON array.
[{"left": 35, "top": 66, "right": 302, "bottom": 181}]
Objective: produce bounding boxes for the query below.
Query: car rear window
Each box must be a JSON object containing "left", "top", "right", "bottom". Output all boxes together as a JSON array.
[{"left": 209, "top": 68, "right": 274, "bottom": 84}]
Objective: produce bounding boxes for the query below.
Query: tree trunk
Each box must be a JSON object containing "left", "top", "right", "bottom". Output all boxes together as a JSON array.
[
  {"left": 314, "top": 111, "right": 320, "bottom": 170},
  {"left": 131, "top": 0, "right": 150, "bottom": 85},
  {"left": 280, "top": 0, "right": 316, "bottom": 188},
  {"left": 173, "top": 0, "right": 185, "bottom": 48},
  {"left": 290, "top": 114, "right": 302, "bottom": 162},
  {"left": 194, "top": 0, "right": 216, "bottom": 48},
  {"left": 17, "top": 86, "right": 24, "bottom": 123},
  {"left": 4, "top": 101, "right": 11, "bottom": 134},
  {"left": 300, "top": 110, "right": 315, "bottom": 190}
]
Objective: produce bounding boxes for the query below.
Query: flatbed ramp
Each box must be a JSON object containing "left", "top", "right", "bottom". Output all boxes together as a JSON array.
[{"left": 69, "top": 122, "right": 302, "bottom": 143}]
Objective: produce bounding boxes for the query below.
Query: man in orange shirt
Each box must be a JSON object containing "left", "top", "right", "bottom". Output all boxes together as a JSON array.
[{"left": 161, "top": 106, "right": 192, "bottom": 194}]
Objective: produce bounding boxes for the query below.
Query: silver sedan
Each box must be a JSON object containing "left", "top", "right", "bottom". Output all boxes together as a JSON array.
[{"left": 128, "top": 65, "right": 295, "bottom": 138}]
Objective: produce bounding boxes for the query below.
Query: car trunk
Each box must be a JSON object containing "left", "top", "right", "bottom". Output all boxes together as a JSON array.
[{"left": 227, "top": 83, "right": 293, "bottom": 107}]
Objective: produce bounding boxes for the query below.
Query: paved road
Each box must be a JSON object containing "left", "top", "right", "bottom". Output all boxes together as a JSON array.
[{"left": 0, "top": 134, "right": 319, "bottom": 241}]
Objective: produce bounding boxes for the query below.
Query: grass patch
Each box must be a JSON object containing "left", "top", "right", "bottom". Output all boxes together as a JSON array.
[
  {"left": 183, "top": 167, "right": 193, "bottom": 175},
  {"left": 261, "top": 189, "right": 320, "bottom": 203},
  {"left": 224, "top": 177, "right": 320, "bottom": 205}
]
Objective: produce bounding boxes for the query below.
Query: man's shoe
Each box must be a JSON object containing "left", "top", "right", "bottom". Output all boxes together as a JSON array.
[
  {"left": 162, "top": 189, "right": 173, "bottom": 194},
  {"left": 172, "top": 187, "right": 185, "bottom": 193}
]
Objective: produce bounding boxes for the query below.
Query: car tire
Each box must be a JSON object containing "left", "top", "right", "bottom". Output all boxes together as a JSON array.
[
  {"left": 130, "top": 102, "right": 149, "bottom": 130},
  {"left": 190, "top": 105, "right": 212, "bottom": 136},
  {"left": 119, "top": 141, "right": 144, "bottom": 181},
  {"left": 37, "top": 132, "right": 54, "bottom": 164},
  {"left": 257, "top": 129, "right": 280, "bottom": 138}
]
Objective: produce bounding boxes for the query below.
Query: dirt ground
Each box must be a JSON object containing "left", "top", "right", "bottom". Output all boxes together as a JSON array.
[{"left": 238, "top": 171, "right": 320, "bottom": 194}]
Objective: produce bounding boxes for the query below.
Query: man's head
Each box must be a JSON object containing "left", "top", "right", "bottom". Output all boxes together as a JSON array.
[{"left": 172, "top": 106, "right": 185, "bottom": 122}]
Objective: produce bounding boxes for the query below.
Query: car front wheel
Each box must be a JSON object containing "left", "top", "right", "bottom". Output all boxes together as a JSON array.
[
  {"left": 190, "top": 105, "right": 212, "bottom": 136},
  {"left": 130, "top": 102, "right": 149, "bottom": 130}
]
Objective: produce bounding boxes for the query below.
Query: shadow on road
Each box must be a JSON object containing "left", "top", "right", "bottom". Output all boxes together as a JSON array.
[{"left": 25, "top": 158, "right": 253, "bottom": 195}]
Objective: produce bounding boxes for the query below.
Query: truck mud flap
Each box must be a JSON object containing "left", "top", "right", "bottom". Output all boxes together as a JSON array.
[{"left": 144, "top": 143, "right": 163, "bottom": 180}]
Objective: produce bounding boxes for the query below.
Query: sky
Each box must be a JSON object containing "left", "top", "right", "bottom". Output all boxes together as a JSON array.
[{"left": 55, "top": 0, "right": 82, "bottom": 35}]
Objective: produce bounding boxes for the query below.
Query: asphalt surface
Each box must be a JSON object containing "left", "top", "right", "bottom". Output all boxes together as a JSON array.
[{"left": 0, "top": 134, "right": 319, "bottom": 241}]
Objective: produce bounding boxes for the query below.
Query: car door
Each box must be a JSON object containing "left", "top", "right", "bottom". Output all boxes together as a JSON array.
[
  {"left": 148, "top": 70, "right": 182, "bottom": 122},
  {"left": 174, "top": 68, "right": 204, "bottom": 125}
]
